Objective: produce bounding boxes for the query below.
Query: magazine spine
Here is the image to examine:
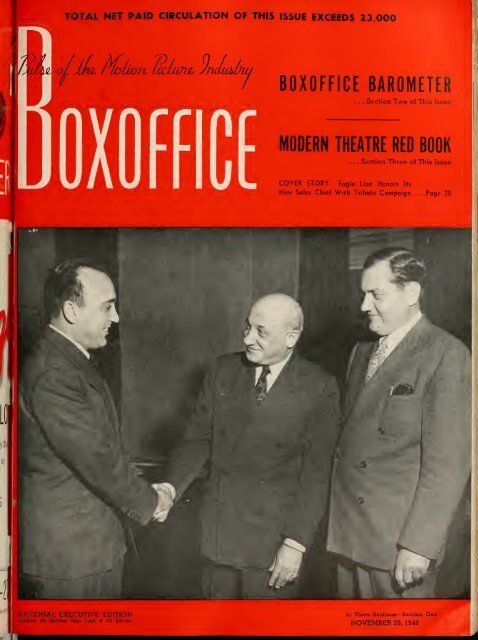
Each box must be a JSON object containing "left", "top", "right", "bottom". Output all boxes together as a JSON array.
[
  {"left": 472, "top": 0, "right": 477, "bottom": 633},
  {"left": 0, "top": 0, "right": 13, "bottom": 635}
]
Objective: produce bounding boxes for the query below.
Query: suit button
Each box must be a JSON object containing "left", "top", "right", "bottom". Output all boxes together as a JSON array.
[
  {"left": 333, "top": 448, "right": 340, "bottom": 461},
  {"left": 378, "top": 427, "right": 385, "bottom": 435},
  {"left": 359, "top": 461, "right": 367, "bottom": 469},
  {"left": 357, "top": 496, "right": 364, "bottom": 504}
]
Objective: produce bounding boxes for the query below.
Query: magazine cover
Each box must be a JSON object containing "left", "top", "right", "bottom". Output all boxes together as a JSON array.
[{"left": 12, "top": 0, "right": 473, "bottom": 636}]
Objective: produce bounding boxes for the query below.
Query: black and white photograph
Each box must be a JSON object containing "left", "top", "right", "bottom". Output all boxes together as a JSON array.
[{"left": 17, "top": 227, "right": 471, "bottom": 601}]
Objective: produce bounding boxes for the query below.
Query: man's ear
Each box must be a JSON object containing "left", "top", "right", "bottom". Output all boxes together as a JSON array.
[
  {"left": 286, "top": 330, "right": 300, "bottom": 349},
  {"left": 62, "top": 300, "right": 78, "bottom": 325},
  {"left": 404, "top": 281, "right": 421, "bottom": 307}
]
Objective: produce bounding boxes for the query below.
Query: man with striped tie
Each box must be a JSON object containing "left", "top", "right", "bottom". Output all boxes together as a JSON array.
[
  {"left": 157, "top": 293, "right": 340, "bottom": 598},
  {"left": 327, "top": 247, "right": 471, "bottom": 598}
]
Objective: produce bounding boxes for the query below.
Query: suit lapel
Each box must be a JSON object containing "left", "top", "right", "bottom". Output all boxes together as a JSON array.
[
  {"left": 258, "top": 351, "right": 298, "bottom": 407},
  {"left": 344, "top": 342, "right": 373, "bottom": 419},
  {"left": 232, "top": 352, "right": 300, "bottom": 453},
  {"left": 346, "top": 317, "right": 432, "bottom": 420},
  {"left": 227, "top": 354, "right": 256, "bottom": 452},
  {"left": 87, "top": 361, "right": 120, "bottom": 430},
  {"left": 44, "top": 328, "right": 119, "bottom": 429}
]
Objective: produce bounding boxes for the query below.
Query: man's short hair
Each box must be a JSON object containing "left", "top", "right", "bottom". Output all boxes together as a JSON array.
[
  {"left": 363, "top": 247, "right": 426, "bottom": 290},
  {"left": 289, "top": 300, "right": 304, "bottom": 333},
  {"left": 44, "top": 258, "right": 106, "bottom": 321}
]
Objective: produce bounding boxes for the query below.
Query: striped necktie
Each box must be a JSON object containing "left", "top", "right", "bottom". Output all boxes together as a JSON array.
[
  {"left": 255, "top": 365, "right": 271, "bottom": 404},
  {"left": 365, "top": 338, "right": 388, "bottom": 383}
]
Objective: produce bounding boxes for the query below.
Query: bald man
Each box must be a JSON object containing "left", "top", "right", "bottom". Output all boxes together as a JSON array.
[{"left": 157, "top": 294, "right": 340, "bottom": 598}]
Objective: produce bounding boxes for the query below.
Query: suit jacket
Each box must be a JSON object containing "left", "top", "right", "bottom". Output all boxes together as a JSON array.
[
  {"left": 327, "top": 317, "right": 471, "bottom": 570},
  {"left": 19, "top": 327, "right": 158, "bottom": 580},
  {"left": 166, "top": 351, "right": 340, "bottom": 569}
]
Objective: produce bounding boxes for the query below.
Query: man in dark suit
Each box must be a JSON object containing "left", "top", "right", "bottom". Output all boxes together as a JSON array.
[
  {"left": 19, "top": 259, "right": 169, "bottom": 599},
  {"left": 156, "top": 293, "right": 340, "bottom": 598},
  {"left": 327, "top": 247, "right": 471, "bottom": 598}
]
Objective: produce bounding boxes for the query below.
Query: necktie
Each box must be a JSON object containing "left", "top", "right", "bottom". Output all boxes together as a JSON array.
[
  {"left": 365, "top": 338, "right": 388, "bottom": 383},
  {"left": 255, "top": 365, "right": 271, "bottom": 404}
]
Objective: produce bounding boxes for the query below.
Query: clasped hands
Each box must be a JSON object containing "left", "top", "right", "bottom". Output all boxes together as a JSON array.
[{"left": 151, "top": 483, "right": 174, "bottom": 522}]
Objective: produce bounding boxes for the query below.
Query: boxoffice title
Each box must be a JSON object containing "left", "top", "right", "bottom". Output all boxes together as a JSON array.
[{"left": 17, "top": 27, "right": 257, "bottom": 191}]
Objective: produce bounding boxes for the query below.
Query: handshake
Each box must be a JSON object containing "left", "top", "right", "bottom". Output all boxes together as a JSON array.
[{"left": 151, "top": 483, "right": 175, "bottom": 522}]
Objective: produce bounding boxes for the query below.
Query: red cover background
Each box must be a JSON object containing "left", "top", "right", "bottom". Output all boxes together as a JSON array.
[{"left": 12, "top": 0, "right": 472, "bottom": 635}]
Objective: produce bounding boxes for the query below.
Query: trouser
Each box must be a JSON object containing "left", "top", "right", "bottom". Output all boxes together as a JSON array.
[
  {"left": 202, "top": 559, "right": 300, "bottom": 599},
  {"left": 336, "top": 556, "right": 437, "bottom": 599},
  {"left": 19, "top": 557, "right": 123, "bottom": 599}
]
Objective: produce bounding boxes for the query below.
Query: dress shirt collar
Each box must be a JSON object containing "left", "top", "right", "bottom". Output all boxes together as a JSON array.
[
  {"left": 49, "top": 324, "right": 90, "bottom": 360},
  {"left": 254, "top": 351, "right": 293, "bottom": 389},
  {"left": 379, "top": 310, "right": 422, "bottom": 355}
]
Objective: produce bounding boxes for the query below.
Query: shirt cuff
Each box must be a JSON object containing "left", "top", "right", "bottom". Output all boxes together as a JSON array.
[
  {"left": 157, "top": 482, "right": 176, "bottom": 501},
  {"left": 283, "top": 537, "right": 306, "bottom": 553}
]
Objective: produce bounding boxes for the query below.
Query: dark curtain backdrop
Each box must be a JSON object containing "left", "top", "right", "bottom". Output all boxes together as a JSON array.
[{"left": 118, "top": 228, "right": 302, "bottom": 457}]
